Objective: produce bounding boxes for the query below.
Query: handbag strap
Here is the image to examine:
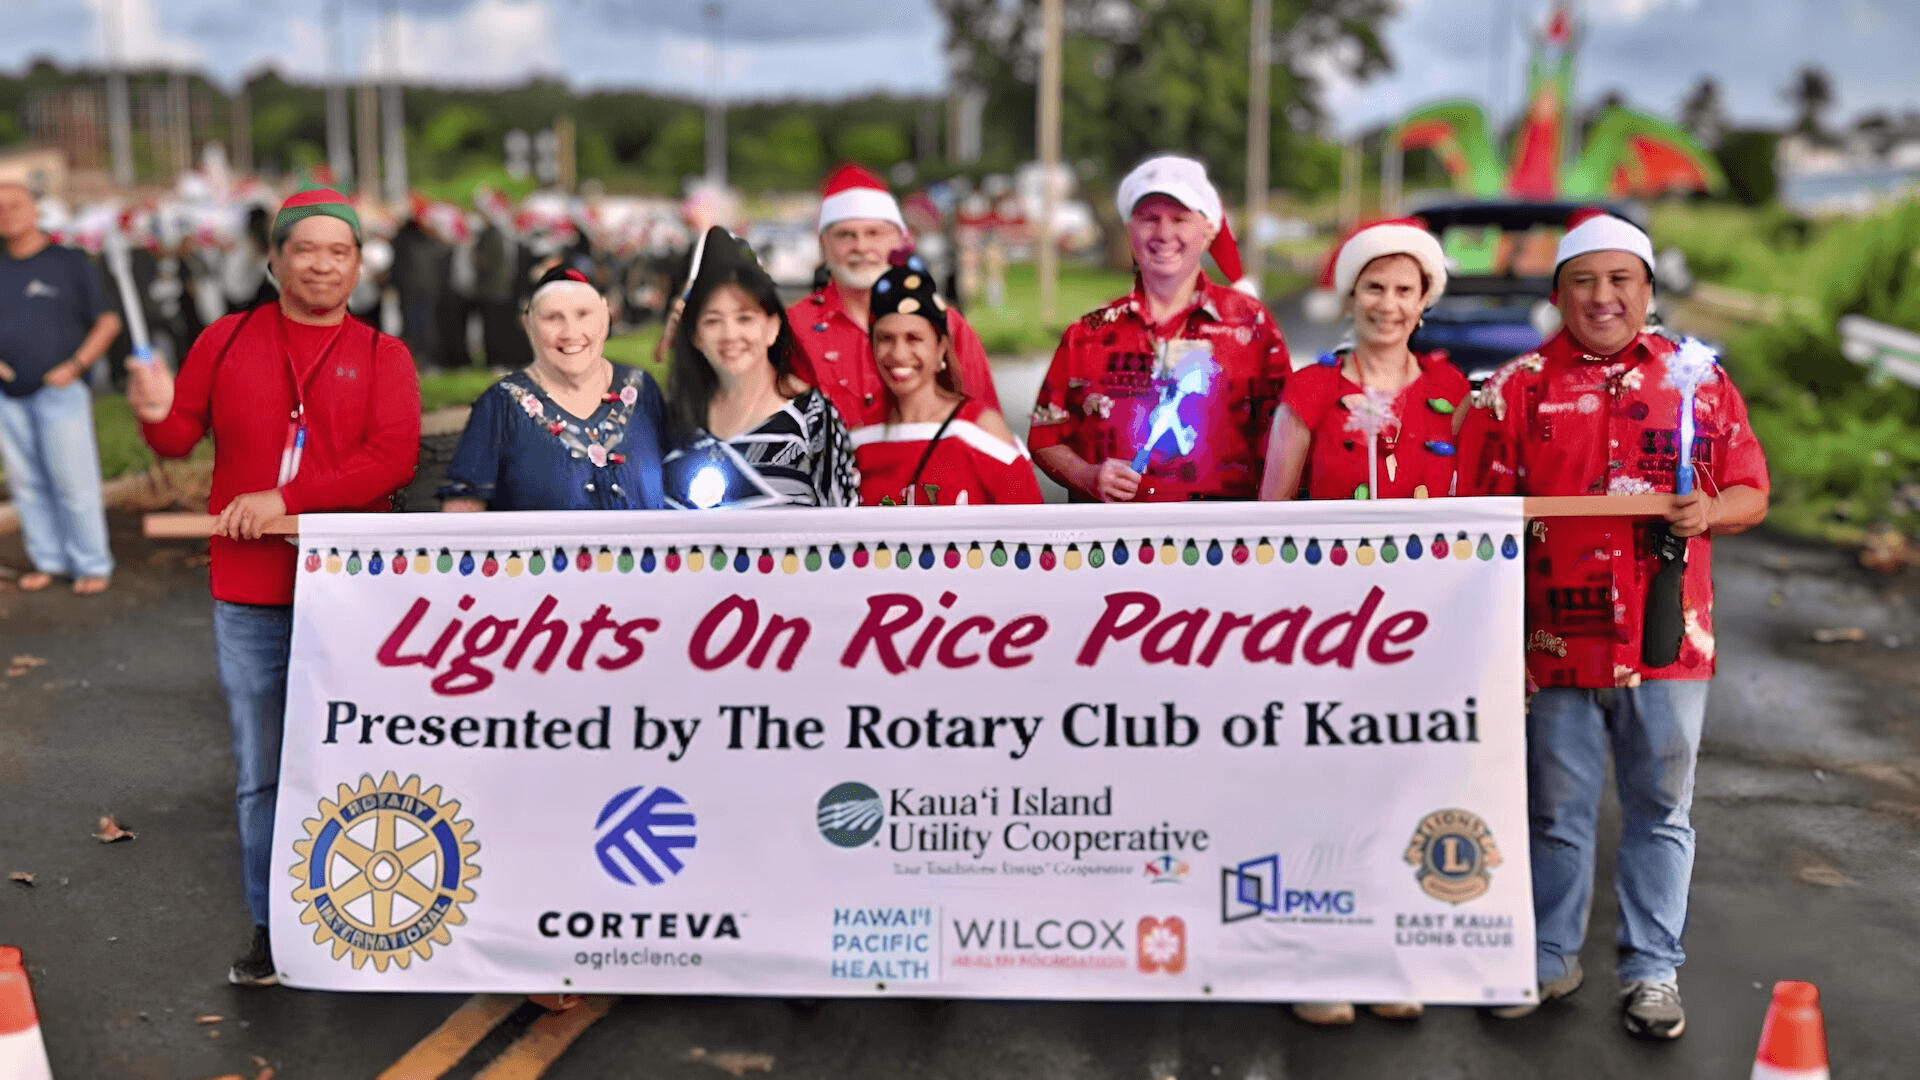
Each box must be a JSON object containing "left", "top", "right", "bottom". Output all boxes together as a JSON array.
[{"left": 904, "top": 398, "right": 968, "bottom": 505}]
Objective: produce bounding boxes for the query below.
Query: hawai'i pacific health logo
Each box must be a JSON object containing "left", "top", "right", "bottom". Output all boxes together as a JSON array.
[
  {"left": 289, "top": 772, "right": 480, "bottom": 972},
  {"left": 817, "top": 782, "right": 884, "bottom": 848},
  {"left": 1405, "top": 808, "right": 1503, "bottom": 904},
  {"left": 594, "top": 785, "right": 697, "bottom": 886}
]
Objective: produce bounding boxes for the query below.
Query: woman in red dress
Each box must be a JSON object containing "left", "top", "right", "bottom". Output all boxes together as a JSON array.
[
  {"left": 1259, "top": 220, "right": 1468, "bottom": 505},
  {"left": 1259, "top": 220, "right": 1461, "bottom": 1028},
  {"left": 852, "top": 254, "right": 1042, "bottom": 506}
]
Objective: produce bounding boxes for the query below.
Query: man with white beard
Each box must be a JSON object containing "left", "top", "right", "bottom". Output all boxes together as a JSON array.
[{"left": 787, "top": 164, "right": 999, "bottom": 428}]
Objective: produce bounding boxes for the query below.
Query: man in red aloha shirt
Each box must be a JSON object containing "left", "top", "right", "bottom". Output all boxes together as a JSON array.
[
  {"left": 1459, "top": 212, "right": 1769, "bottom": 1040},
  {"left": 1029, "top": 154, "right": 1288, "bottom": 502}
]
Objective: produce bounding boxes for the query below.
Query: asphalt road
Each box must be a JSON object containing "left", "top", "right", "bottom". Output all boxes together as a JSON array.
[{"left": 4, "top": 299, "right": 1920, "bottom": 1078}]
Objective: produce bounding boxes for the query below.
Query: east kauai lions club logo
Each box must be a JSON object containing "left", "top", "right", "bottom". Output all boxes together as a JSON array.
[
  {"left": 1405, "top": 808, "right": 1501, "bottom": 904},
  {"left": 290, "top": 772, "right": 480, "bottom": 971}
]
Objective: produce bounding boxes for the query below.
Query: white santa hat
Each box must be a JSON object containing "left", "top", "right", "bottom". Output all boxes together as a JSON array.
[
  {"left": 1554, "top": 210, "right": 1655, "bottom": 284},
  {"left": 817, "top": 162, "right": 906, "bottom": 234},
  {"left": 1116, "top": 154, "right": 1256, "bottom": 296},
  {"left": 1331, "top": 218, "right": 1448, "bottom": 309}
]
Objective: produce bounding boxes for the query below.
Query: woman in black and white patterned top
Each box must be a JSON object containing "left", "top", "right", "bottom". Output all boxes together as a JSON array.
[{"left": 662, "top": 226, "right": 859, "bottom": 509}]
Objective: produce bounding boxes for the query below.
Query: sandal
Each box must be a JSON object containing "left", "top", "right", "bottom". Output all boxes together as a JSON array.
[
  {"left": 18, "top": 572, "right": 54, "bottom": 592},
  {"left": 72, "top": 576, "right": 111, "bottom": 596}
]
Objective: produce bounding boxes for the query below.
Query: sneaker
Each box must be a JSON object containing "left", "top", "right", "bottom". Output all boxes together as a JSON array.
[
  {"left": 228, "top": 926, "right": 279, "bottom": 987},
  {"left": 1488, "top": 957, "right": 1584, "bottom": 1019},
  {"left": 1290, "top": 1000, "right": 1356, "bottom": 1026},
  {"left": 1620, "top": 980, "right": 1685, "bottom": 1040}
]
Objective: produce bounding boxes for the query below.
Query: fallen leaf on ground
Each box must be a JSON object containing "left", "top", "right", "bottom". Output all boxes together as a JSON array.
[
  {"left": 1811, "top": 627, "right": 1866, "bottom": 643},
  {"left": 204, "top": 1075, "right": 245, "bottom": 1080},
  {"left": 6, "top": 655, "right": 47, "bottom": 678},
  {"left": 195, "top": 1014, "right": 223, "bottom": 1025},
  {"left": 93, "top": 815, "right": 137, "bottom": 843},
  {"left": 1797, "top": 864, "right": 1859, "bottom": 888},
  {"left": 251, "top": 1056, "right": 269, "bottom": 1068},
  {"left": 8, "top": 871, "right": 33, "bottom": 885},
  {"left": 254, "top": 1068, "right": 274, "bottom": 1080},
  {"left": 686, "top": 1047, "right": 775, "bottom": 1077}
]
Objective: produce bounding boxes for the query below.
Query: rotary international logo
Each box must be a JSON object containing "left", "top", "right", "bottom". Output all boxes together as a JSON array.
[
  {"left": 290, "top": 772, "right": 480, "bottom": 971},
  {"left": 1405, "top": 808, "right": 1501, "bottom": 905}
]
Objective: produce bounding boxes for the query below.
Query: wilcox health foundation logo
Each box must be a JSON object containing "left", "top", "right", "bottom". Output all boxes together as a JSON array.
[
  {"left": 595, "top": 785, "right": 697, "bottom": 886},
  {"left": 817, "top": 781, "right": 884, "bottom": 848},
  {"left": 290, "top": 772, "right": 480, "bottom": 972},
  {"left": 1136, "top": 916, "right": 1187, "bottom": 974}
]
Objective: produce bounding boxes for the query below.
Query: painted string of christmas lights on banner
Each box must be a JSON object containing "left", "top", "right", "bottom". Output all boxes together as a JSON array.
[{"left": 301, "top": 531, "right": 1524, "bottom": 579}]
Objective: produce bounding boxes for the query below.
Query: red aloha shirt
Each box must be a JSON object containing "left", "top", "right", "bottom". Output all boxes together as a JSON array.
[
  {"left": 1028, "top": 275, "right": 1290, "bottom": 501},
  {"left": 787, "top": 284, "right": 1000, "bottom": 428},
  {"left": 1457, "top": 328, "right": 1770, "bottom": 689}
]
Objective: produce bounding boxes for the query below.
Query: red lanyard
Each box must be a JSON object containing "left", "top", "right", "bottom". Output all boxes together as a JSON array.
[{"left": 272, "top": 312, "right": 350, "bottom": 486}]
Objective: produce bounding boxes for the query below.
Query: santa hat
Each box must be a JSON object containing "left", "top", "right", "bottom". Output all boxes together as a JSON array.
[
  {"left": 1554, "top": 210, "right": 1654, "bottom": 285},
  {"left": 1116, "top": 154, "right": 1255, "bottom": 295},
  {"left": 1331, "top": 218, "right": 1448, "bottom": 309},
  {"left": 818, "top": 163, "right": 906, "bottom": 234}
]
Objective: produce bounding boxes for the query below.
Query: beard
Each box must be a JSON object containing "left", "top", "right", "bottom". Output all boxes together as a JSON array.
[{"left": 829, "top": 259, "right": 887, "bottom": 292}]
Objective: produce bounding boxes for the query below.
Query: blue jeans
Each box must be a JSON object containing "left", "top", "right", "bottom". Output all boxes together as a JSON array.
[
  {"left": 1527, "top": 681, "right": 1709, "bottom": 986},
  {"left": 0, "top": 381, "right": 113, "bottom": 578},
  {"left": 214, "top": 601, "right": 293, "bottom": 929}
]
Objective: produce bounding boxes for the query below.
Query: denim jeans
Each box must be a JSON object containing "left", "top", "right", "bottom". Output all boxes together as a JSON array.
[
  {"left": 0, "top": 381, "right": 113, "bottom": 578},
  {"left": 1527, "top": 680, "right": 1710, "bottom": 986},
  {"left": 213, "top": 601, "right": 294, "bottom": 929}
]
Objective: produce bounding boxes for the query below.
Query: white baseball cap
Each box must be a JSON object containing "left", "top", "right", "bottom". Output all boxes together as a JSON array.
[{"left": 1116, "top": 155, "right": 1223, "bottom": 226}]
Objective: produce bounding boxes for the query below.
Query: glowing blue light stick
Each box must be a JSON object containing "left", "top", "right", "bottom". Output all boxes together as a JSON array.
[
  {"left": 1667, "top": 338, "right": 1719, "bottom": 496},
  {"left": 1131, "top": 342, "right": 1214, "bottom": 473}
]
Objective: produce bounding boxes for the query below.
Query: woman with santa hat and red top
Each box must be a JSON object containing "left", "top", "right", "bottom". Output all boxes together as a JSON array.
[
  {"left": 851, "top": 254, "right": 1041, "bottom": 506},
  {"left": 1259, "top": 219, "right": 1469, "bottom": 505},
  {"left": 786, "top": 163, "right": 1001, "bottom": 429},
  {"left": 1028, "top": 154, "right": 1290, "bottom": 503}
]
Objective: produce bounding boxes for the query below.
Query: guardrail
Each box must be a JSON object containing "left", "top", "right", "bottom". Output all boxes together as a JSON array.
[{"left": 1837, "top": 313, "right": 1920, "bottom": 389}]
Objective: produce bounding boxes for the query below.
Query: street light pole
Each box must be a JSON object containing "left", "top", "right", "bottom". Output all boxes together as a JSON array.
[
  {"left": 1244, "top": 0, "right": 1271, "bottom": 297},
  {"left": 104, "top": 0, "right": 134, "bottom": 187},
  {"left": 1036, "top": 0, "right": 1062, "bottom": 323},
  {"left": 380, "top": 0, "right": 407, "bottom": 206},
  {"left": 325, "top": 0, "right": 353, "bottom": 187},
  {"left": 704, "top": 2, "right": 727, "bottom": 187}
]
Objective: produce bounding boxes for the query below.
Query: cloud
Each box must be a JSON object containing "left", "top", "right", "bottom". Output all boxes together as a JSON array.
[
  {"left": 357, "top": 0, "right": 558, "bottom": 84},
  {"left": 82, "top": 0, "right": 202, "bottom": 66}
]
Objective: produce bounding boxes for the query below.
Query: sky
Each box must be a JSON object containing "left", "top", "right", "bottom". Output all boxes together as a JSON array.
[{"left": 6, "top": 0, "right": 1919, "bottom": 135}]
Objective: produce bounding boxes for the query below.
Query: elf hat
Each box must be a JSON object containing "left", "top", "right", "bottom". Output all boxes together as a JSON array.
[
  {"left": 272, "top": 183, "right": 361, "bottom": 243},
  {"left": 1554, "top": 209, "right": 1654, "bottom": 285},
  {"left": 818, "top": 163, "right": 906, "bottom": 234},
  {"left": 1116, "top": 154, "right": 1254, "bottom": 295},
  {"left": 1331, "top": 218, "right": 1448, "bottom": 309}
]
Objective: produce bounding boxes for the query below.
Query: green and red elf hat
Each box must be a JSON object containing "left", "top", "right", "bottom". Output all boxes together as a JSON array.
[{"left": 272, "top": 182, "right": 362, "bottom": 243}]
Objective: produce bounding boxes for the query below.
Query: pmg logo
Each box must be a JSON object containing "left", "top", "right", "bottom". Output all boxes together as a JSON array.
[
  {"left": 594, "top": 785, "right": 696, "bottom": 886},
  {"left": 1220, "top": 853, "right": 1359, "bottom": 923}
]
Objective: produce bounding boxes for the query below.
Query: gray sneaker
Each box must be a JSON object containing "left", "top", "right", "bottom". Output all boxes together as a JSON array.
[
  {"left": 1488, "top": 957, "right": 1584, "bottom": 1019},
  {"left": 227, "top": 926, "right": 279, "bottom": 987},
  {"left": 1620, "top": 980, "right": 1685, "bottom": 1040}
]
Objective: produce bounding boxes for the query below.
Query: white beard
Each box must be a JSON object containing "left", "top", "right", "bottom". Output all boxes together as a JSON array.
[{"left": 830, "top": 261, "right": 886, "bottom": 291}]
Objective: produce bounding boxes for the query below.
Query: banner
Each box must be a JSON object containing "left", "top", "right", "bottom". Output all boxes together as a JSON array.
[{"left": 274, "top": 500, "right": 1534, "bottom": 1004}]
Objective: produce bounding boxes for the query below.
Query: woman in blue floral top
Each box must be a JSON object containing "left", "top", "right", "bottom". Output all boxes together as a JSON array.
[{"left": 440, "top": 265, "right": 668, "bottom": 511}]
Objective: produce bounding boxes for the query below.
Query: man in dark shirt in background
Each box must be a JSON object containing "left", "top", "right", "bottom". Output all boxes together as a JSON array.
[{"left": 0, "top": 182, "right": 124, "bottom": 594}]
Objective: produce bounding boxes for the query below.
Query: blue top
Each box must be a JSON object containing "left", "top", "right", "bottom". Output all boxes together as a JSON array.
[
  {"left": 440, "top": 365, "right": 668, "bottom": 510},
  {"left": 0, "top": 243, "right": 109, "bottom": 397}
]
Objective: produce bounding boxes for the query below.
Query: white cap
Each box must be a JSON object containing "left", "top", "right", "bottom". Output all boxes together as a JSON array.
[
  {"left": 1554, "top": 213, "right": 1655, "bottom": 282},
  {"left": 1332, "top": 221, "right": 1448, "bottom": 309},
  {"left": 1116, "top": 155, "right": 1223, "bottom": 226}
]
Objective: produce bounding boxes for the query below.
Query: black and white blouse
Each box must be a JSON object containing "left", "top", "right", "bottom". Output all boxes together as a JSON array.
[{"left": 663, "top": 388, "right": 860, "bottom": 510}]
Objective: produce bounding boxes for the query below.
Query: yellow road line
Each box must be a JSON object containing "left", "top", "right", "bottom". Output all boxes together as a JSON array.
[
  {"left": 377, "top": 993, "right": 526, "bottom": 1080},
  {"left": 473, "top": 996, "right": 616, "bottom": 1080}
]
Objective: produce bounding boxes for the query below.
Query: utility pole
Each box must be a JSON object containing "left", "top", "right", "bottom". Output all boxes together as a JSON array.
[
  {"left": 104, "top": 0, "right": 134, "bottom": 187},
  {"left": 380, "top": 1, "right": 407, "bottom": 206},
  {"left": 230, "top": 88, "right": 252, "bottom": 173},
  {"left": 356, "top": 84, "right": 381, "bottom": 200},
  {"left": 1244, "top": 0, "right": 1271, "bottom": 296},
  {"left": 703, "top": 2, "right": 727, "bottom": 186},
  {"left": 1036, "top": 0, "right": 1062, "bottom": 323},
  {"left": 325, "top": 0, "right": 353, "bottom": 187}
]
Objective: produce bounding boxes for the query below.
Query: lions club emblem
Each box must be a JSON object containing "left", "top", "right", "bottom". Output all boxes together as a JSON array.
[
  {"left": 1405, "top": 808, "right": 1501, "bottom": 904},
  {"left": 291, "top": 772, "right": 480, "bottom": 971}
]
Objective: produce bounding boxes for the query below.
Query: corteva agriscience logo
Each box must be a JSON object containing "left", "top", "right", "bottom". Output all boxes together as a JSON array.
[
  {"left": 594, "top": 785, "right": 696, "bottom": 886},
  {"left": 817, "top": 782, "right": 884, "bottom": 848}
]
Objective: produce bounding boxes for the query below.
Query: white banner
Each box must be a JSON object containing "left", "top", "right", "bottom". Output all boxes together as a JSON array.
[{"left": 274, "top": 500, "right": 1534, "bottom": 1004}]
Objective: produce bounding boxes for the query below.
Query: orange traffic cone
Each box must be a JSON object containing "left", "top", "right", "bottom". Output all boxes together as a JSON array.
[
  {"left": 0, "top": 946, "right": 53, "bottom": 1080},
  {"left": 1752, "top": 980, "right": 1829, "bottom": 1080}
]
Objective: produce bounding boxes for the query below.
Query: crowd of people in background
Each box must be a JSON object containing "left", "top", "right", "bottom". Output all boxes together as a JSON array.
[{"left": 3, "top": 147, "right": 1770, "bottom": 1046}]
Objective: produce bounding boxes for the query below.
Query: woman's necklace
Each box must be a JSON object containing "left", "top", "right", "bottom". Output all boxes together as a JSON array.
[
  {"left": 1345, "top": 350, "right": 1419, "bottom": 484},
  {"left": 710, "top": 377, "right": 784, "bottom": 440}
]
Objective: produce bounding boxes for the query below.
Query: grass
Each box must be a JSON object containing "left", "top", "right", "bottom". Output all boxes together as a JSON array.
[{"left": 964, "top": 262, "right": 1138, "bottom": 356}]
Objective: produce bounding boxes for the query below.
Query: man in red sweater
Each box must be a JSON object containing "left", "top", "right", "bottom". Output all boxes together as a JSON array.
[{"left": 127, "top": 185, "right": 420, "bottom": 986}]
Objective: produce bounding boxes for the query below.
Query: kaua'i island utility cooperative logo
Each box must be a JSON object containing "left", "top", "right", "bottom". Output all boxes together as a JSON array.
[
  {"left": 817, "top": 782, "right": 884, "bottom": 848},
  {"left": 1405, "top": 808, "right": 1502, "bottom": 904},
  {"left": 594, "top": 785, "right": 697, "bottom": 886},
  {"left": 290, "top": 772, "right": 480, "bottom": 971}
]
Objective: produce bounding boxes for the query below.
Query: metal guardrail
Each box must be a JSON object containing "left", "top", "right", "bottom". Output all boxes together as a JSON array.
[{"left": 1837, "top": 313, "right": 1920, "bottom": 389}]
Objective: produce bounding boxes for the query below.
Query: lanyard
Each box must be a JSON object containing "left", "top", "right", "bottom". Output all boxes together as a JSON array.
[{"left": 272, "top": 313, "right": 351, "bottom": 486}]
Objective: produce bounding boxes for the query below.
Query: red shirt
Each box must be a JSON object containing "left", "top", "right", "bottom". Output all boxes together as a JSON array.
[
  {"left": 1282, "top": 351, "right": 1470, "bottom": 500},
  {"left": 851, "top": 399, "right": 1043, "bottom": 506},
  {"left": 787, "top": 284, "right": 1000, "bottom": 428},
  {"left": 1028, "top": 276, "right": 1290, "bottom": 501},
  {"left": 141, "top": 307, "right": 422, "bottom": 605},
  {"left": 1457, "top": 328, "right": 1770, "bottom": 689}
]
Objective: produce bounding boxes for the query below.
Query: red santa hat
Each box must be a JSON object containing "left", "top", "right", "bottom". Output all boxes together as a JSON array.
[
  {"left": 817, "top": 163, "right": 906, "bottom": 234},
  {"left": 1116, "top": 154, "right": 1254, "bottom": 295}
]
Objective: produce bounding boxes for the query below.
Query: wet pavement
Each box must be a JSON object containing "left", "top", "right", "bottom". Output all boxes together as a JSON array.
[{"left": 4, "top": 298, "right": 1919, "bottom": 1077}]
